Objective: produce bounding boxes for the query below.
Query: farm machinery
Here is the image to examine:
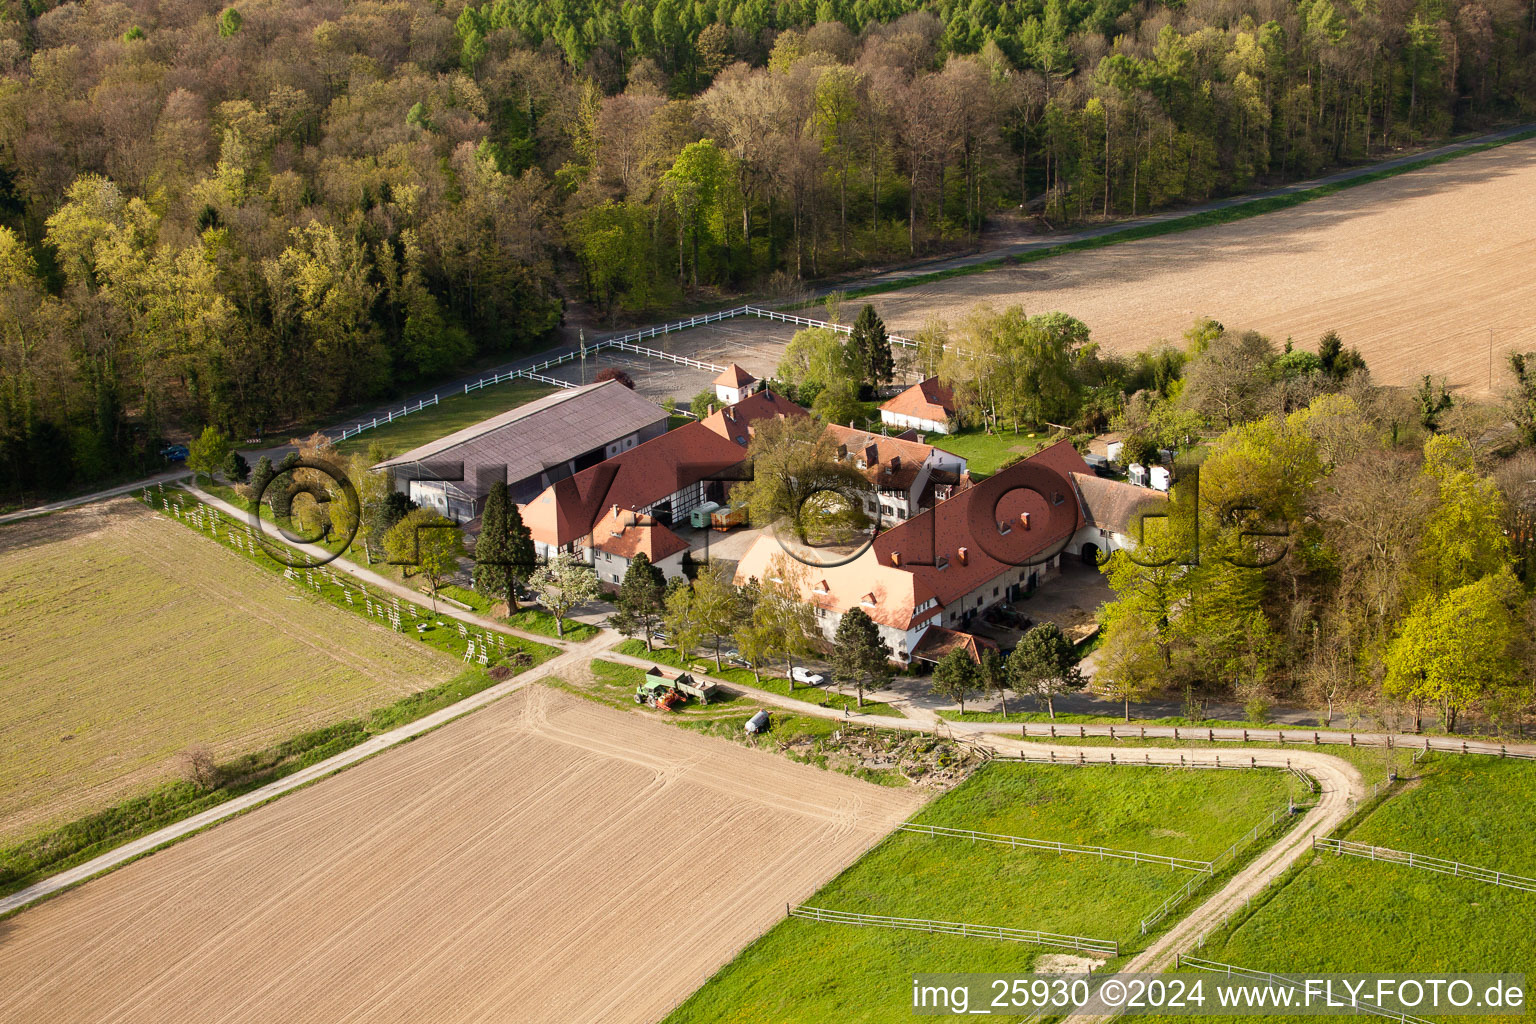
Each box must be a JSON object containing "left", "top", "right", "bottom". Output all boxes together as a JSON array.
[{"left": 634, "top": 668, "right": 717, "bottom": 711}]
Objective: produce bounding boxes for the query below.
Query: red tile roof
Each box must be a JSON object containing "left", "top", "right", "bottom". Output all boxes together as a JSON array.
[
  {"left": 871, "top": 440, "right": 1089, "bottom": 613},
  {"left": 713, "top": 363, "right": 757, "bottom": 388},
  {"left": 733, "top": 440, "right": 1093, "bottom": 632},
  {"left": 910, "top": 626, "right": 999, "bottom": 664},
  {"left": 699, "top": 388, "right": 804, "bottom": 446},
  {"left": 592, "top": 507, "right": 690, "bottom": 562},
  {"left": 880, "top": 377, "right": 955, "bottom": 421},
  {"left": 523, "top": 390, "right": 804, "bottom": 547},
  {"left": 824, "top": 425, "right": 938, "bottom": 493}
]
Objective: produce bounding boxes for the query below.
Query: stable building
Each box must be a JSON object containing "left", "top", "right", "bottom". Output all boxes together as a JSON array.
[
  {"left": 371, "top": 381, "right": 668, "bottom": 521},
  {"left": 522, "top": 389, "right": 805, "bottom": 559},
  {"left": 733, "top": 441, "right": 1164, "bottom": 664},
  {"left": 879, "top": 377, "right": 956, "bottom": 435}
]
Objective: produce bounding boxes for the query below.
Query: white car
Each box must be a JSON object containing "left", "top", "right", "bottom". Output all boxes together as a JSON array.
[{"left": 790, "top": 667, "right": 825, "bottom": 685}]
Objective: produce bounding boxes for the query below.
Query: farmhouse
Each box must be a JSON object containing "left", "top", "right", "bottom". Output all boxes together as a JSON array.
[
  {"left": 879, "top": 377, "right": 956, "bottom": 434},
  {"left": 824, "top": 425, "right": 968, "bottom": 522},
  {"left": 523, "top": 389, "right": 805, "bottom": 559},
  {"left": 733, "top": 441, "right": 1163, "bottom": 662},
  {"left": 588, "top": 506, "right": 691, "bottom": 586},
  {"left": 371, "top": 380, "right": 668, "bottom": 520}
]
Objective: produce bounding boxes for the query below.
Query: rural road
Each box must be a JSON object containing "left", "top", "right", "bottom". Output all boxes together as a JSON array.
[
  {"left": 182, "top": 483, "right": 578, "bottom": 651},
  {"left": 0, "top": 469, "right": 190, "bottom": 525}
]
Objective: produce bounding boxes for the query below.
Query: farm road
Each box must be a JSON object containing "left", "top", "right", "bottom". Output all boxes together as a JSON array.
[
  {"left": 184, "top": 483, "right": 577, "bottom": 651},
  {"left": 0, "top": 469, "right": 190, "bottom": 526}
]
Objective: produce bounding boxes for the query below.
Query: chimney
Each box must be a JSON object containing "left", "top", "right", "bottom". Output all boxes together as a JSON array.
[
  {"left": 707, "top": 403, "right": 715, "bottom": 416},
  {"left": 1020, "top": 511, "right": 1031, "bottom": 530},
  {"left": 957, "top": 546, "right": 968, "bottom": 565},
  {"left": 848, "top": 420, "right": 856, "bottom": 428},
  {"left": 890, "top": 551, "right": 901, "bottom": 566}
]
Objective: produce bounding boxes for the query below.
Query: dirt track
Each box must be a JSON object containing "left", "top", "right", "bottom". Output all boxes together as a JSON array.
[
  {"left": 868, "top": 137, "right": 1536, "bottom": 396},
  {"left": 0, "top": 685, "right": 922, "bottom": 1024}
]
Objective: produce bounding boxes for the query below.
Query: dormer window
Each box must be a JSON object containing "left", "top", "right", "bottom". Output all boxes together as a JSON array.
[
  {"left": 936, "top": 555, "right": 949, "bottom": 570},
  {"left": 860, "top": 592, "right": 876, "bottom": 607},
  {"left": 998, "top": 520, "right": 1012, "bottom": 535}
]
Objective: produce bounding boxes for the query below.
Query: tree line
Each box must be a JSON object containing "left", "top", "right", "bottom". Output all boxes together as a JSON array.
[{"left": 2, "top": 0, "right": 1530, "bottom": 498}]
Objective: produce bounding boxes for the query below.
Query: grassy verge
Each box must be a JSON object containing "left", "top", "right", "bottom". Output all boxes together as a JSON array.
[
  {"left": 615, "top": 639, "right": 903, "bottom": 717},
  {"left": 0, "top": 664, "right": 522, "bottom": 899},
  {"left": 664, "top": 761, "right": 1301, "bottom": 1023},
  {"left": 1139, "top": 756, "right": 1536, "bottom": 1024},
  {"left": 827, "top": 128, "right": 1536, "bottom": 304},
  {"left": 189, "top": 485, "right": 597, "bottom": 641},
  {"left": 333, "top": 378, "right": 554, "bottom": 455},
  {"left": 140, "top": 488, "right": 560, "bottom": 663}
]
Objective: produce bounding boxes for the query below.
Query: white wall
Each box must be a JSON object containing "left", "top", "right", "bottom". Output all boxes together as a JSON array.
[{"left": 880, "top": 410, "right": 952, "bottom": 435}]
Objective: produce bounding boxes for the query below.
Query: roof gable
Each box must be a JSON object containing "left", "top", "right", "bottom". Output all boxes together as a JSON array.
[{"left": 880, "top": 377, "right": 955, "bottom": 421}]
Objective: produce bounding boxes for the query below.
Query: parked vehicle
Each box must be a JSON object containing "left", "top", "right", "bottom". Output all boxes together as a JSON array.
[
  {"left": 790, "top": 667, "right": 824, "bottom": 685},
  {"left": 159, "top": 444, "right": 189, "bottom": 462}
]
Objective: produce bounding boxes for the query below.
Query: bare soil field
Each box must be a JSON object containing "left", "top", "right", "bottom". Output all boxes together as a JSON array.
[
  {"left": 0, "top": 499, "right": 454, "bottom": 844},
  {"left": 0, "top": 685, "right": 922, "bottom": 1024},
  {"left": 549, "top": 318, "right": 802, "bottom": 408},
  {"left": 867, "top": 137, "right": 1536, "bottom": 396}
]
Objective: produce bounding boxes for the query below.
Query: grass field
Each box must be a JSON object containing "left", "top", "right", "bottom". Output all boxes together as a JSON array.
[
  {"left": 0, "top": 498, "right": 459, "bottom": 847},
  {"left": 0, "top": 687, "right": 923, "bottom": 1024},
  {"left": 929, "top": 427, "right": 1055, "bottom": 479},
  {"left": 332, "top": 378, "right": 554, "bottom": 456},
  {"left": 615, "top": 639, "right": 904, "bottom": 716},
  {"left": 665, "top": 762, "right": 1303, "bottom": 1023},
  {"left": 1141, "top": 756, "right": 1536, "bottom": 1024}
]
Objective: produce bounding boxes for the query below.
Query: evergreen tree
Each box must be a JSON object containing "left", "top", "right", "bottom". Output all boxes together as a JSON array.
[
  {"left": 221, "top": 450, "right": 249, "bottom": 483},
  {"left": 474, "top": 481, "right": 535, "bottom": 611},
  {"left": 848, "top": 304, "right": 893, "bottom": 389},
  {"left": 931, "top": 648, "right": 980, "bottom": 713},
  {"left": 615, "top": 551, "right": 667, "bottom": 649},
  {"left": 830, "top": 607, "right": 893, "bottom": 707}
]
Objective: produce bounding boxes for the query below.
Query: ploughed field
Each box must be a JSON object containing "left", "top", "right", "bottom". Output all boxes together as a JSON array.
[
  {"left": 0, "top": 498, "right": 454, "bottom": 845},
  {"left": 868, "top": 136, "right": 1536, "bottom": 396},
  {"left": 0, "top": 685, "right": 922, "bottom": 1024}
]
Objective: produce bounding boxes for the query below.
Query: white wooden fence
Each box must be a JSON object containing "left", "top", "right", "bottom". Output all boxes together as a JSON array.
[
  {"left": 898, "top": 822, "right": 1213, "bottom": 873},
  {"left": 338, "top": 304, "right": 930, "bottom": 442},
  {"left": 1314, "top": 837, "right": 1536, "bottom": 892},
  {"left": 1176, "top": 955, "right": 1437, "bottom": 1024},
  {"left": 336, "top": 395, "right": 440, "bottom": 442},
  {"left": 788, "top": 904, "right": 1118, "bottom": 955},
  {"left": 1139, "top": 803, "right": 1296, "bottom": 935}
]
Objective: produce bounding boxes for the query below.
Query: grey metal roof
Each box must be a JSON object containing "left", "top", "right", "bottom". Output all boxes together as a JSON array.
[{"left": 372, "top": 381, "right": 668, "bottom": 493}]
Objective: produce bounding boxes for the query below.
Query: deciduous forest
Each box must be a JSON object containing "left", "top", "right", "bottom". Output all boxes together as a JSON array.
[{"left": 0, "top": 0, "right": 1531, "bottom": 493}]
